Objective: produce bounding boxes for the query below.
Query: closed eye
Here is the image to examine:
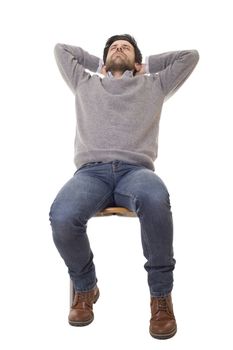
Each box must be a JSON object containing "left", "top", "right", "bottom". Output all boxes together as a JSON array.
[
  {"left": 110, "top": 45, "right": 117, "bottom": 51},
  {"left": 122, "top": 45, "right": 131, "bottom": 50},
  {"left": 110, "top": 45, "right": 132, "bottom": 51}
]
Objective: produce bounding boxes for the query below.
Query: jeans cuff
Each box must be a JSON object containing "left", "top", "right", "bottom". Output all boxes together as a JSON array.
[{"left": 73, "top": 279, "right": 98, "bottom": 293}]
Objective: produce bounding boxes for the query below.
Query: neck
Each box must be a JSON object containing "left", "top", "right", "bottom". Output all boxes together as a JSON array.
[
  {"left": 108, "top": 70, "right": 134, "bottom": 79},
  {"left": 111, "top": 71, "right": 123, "bottom": 79}
]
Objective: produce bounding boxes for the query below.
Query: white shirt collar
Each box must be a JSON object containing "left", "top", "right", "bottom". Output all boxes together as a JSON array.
[{"left": 107, "top": 70, "right": 134, "bottom": 79}]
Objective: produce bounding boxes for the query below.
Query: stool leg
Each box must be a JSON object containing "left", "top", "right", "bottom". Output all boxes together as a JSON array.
[{"left": 70, "top": 279, "right": 75, "bottom": 307}]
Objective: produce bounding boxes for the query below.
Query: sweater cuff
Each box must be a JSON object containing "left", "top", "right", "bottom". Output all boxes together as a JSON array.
[
  {"left": 97, "top": 59, "right": 104, "bottom": 73},
  {"left": 145, "top": 56, "right": 150, "bottom": 74}
]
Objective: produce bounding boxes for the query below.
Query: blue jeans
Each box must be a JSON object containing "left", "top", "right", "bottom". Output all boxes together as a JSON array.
[{"left": 49, "top": 160, "right": 175, "bottom": 297}]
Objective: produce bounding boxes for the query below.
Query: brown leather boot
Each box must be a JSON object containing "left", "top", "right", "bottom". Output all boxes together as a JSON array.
[
  {"left": 68, "top": 286, "right": 99, "bottom": 326},
  {"left": 150, "top": 293, "right": 177, "bottom": 339}
]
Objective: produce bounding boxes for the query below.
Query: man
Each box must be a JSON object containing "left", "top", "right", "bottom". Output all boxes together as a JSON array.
[{"left": 49, "top": 34, "right": 199, "bottom": 339}]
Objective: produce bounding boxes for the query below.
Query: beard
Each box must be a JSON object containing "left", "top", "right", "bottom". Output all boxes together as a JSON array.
[{"left": 105, "top": 54, "right": 135, "bottom": 74}]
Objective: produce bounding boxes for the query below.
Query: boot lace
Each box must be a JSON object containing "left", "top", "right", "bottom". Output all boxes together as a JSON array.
[{"left": 157, "top": 297, "right": 167, "bottom": 311}]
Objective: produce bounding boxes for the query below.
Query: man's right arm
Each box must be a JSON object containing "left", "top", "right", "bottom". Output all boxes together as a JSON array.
[
  {"left": 54, "top": 44, "right": 101, "bottom": 93},
  {"left": 145, "top": 50, "right": 199, "bottom": 99}
]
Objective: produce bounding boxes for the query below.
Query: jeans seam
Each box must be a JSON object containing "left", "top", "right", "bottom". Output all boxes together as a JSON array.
[
  {"left": 73, "top": 191, "right": 113, "bottom": 225},
  {"left": 114, "top": 190, "right": 153, "bottom": 261},
  {"left": 91, "top": 191, "right": 114, "bottom": 217},
  {"left": 114, "top": 190, "right": 138, "bottom": 213}
]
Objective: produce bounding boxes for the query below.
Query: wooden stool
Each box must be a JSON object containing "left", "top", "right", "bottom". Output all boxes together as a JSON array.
[
  {"left": 95, "top": 206, "right": 137, "bottom": 217},
  {"left": 70, "top": 206, "right": 137, "bottom": 306}
]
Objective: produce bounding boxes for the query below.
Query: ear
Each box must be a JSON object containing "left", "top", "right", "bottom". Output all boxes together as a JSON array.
[
  {"left": 134, "top": 63, "right": 142, "bottom": 72},
  {"left": 100, "top": 65, "right": 107, "bottom": 76}
]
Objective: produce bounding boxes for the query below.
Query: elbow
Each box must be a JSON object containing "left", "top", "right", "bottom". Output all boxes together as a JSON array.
[
  {"left": 190, "top": 49, "right": 200, "bottom": 65},
  {"left": 54, "top": 43, "right": 62, "bottom": 51},
  {"left": 181, "top": 49, "right": 200, "bottom": 68},
  {"left": 54, "top": 43, "right": 64, "bottom": 57}
]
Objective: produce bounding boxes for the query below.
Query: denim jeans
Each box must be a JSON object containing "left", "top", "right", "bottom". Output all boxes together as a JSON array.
[{"left": 49, "top": 160, "right": 175, "bottom": 297}]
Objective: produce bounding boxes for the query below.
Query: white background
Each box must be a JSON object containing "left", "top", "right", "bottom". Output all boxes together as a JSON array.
[{"left": 0, "top": 0, "right": 233, "bottom": 348}]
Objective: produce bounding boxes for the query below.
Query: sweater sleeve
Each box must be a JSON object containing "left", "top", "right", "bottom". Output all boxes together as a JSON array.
[
  {"left": 54, "top": 43, "right": 101, "bottom": 93},
  {"left": 148, "top": 50, "right": 199, "bottom": 99}
]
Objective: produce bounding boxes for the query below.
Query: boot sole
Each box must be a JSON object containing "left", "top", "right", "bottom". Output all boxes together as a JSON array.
[
  {"left": 69, "top": 317, "right": 94, "bottom": 327},
  {"left": 150, "top": 326, "right": 177, "bottom": 340},
  {"left": 68, "top": 290, "right": 100, "bottom": 327}
]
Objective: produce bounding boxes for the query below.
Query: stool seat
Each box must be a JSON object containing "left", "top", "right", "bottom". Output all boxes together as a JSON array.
[{"left": 95, "top": 206, "right": 137, "bottom": 217}]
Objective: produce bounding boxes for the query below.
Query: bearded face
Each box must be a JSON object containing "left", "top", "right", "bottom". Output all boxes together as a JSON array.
[
  {"left": 105, "top": 52, "right": 135, "bottom": 73},
  {"left": 105, "top": 40, "right": 136, "bottom": 74}
]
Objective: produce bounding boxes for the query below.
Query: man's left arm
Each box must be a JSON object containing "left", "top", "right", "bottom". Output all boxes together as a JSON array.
[
  {"left": 145, "top": 50, "right": 199, "bottom": 99},
  {"left": 54, "top": 43, "right": 102, "bottom": 93}
]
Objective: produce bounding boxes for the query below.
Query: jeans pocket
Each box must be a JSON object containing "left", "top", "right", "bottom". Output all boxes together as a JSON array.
[{"left": 74, "top": 162, "right": 104, "bottom": 175}]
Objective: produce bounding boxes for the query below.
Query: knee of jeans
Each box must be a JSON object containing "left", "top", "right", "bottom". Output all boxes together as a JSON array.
[
  {"left": 49, "top": 203, "right": 85, "bottom": 234},
  {"left": 137, "top": 188, "right": 171, "bottom": 211}
]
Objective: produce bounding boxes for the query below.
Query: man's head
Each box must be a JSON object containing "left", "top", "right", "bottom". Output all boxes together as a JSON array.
[{"left": 103, "top": 34, "right": 142, "bottom": 75}]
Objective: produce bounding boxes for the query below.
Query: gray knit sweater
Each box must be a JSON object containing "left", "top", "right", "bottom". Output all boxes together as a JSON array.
[{"left": 54, "top": 44, "right": 199, "bottom": 170}]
